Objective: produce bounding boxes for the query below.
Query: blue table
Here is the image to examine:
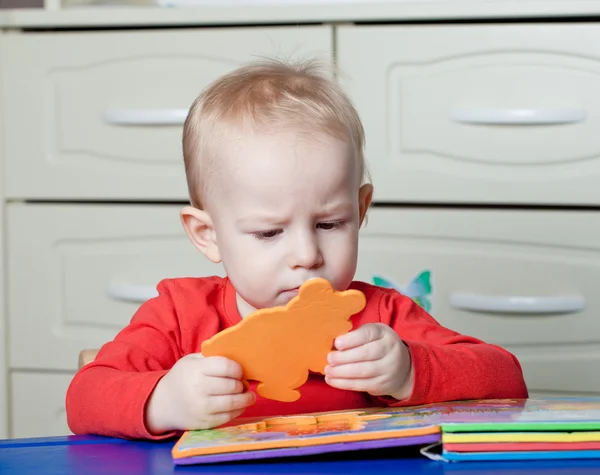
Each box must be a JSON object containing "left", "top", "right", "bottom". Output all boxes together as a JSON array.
[{"left": 2, "top": 435, "right": 600, "bottom": 475}]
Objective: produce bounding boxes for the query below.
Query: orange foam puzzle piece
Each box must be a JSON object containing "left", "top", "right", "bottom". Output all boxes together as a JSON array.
[{"left": 201, "top": 278, "right": 366, "bottom": 402}]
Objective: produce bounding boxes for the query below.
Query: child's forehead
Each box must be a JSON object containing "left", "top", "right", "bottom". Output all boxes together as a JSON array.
[
  {"left": 219, "top": 128, "right": 353, "bottom": 167},
  {"left": 206, "top": 130, "right": 357, "bottom": 209}
]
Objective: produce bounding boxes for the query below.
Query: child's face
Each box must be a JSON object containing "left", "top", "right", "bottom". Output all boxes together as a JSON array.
[{"left": 206, "top": 129, "right": 372, "bottom": 317}]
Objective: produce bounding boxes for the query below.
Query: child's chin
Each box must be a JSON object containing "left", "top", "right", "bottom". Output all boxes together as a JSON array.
[{"left": 276, "top": 289, "right": 299, "bottom": 305}]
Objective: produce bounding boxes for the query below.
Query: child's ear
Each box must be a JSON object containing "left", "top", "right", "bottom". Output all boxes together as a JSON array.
[
  {"left": 180, "top": 206, "right": 221, "bottom": 263},
  {"left": 358, "top": 184, "right": 374, "bottom": 226}
]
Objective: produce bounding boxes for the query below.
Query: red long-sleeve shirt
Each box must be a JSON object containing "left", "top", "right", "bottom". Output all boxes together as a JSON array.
[{"left": 66, "top": 276, "right": 528, "bottom": 440}]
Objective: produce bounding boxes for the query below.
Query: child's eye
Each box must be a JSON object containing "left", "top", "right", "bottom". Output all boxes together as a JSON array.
[
  {"left": 317, "top": 221, "right": 345, "bottom": 230},
  {"left": 253, "top": 229, "right": 282, "bottom": 240}
]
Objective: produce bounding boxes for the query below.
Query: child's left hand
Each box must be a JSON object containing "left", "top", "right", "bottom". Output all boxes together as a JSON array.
[{"left": 324, "top": 323, "right": 414, "bottom": 401}]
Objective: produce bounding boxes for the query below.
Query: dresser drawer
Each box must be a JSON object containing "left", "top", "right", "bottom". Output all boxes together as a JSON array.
[
  {"left": 11, "top": 372, "right": 74, "bottom": 438},
  {"left": 1, "top": 26, "right": 332, "bottom": 200},
  {"left": 356, "top": 208, "right": 600, "bottom": 393},
  {"left": 357, "top": 208, "right": 600, "bottom": 346},
  {"left": 338, "top": 24, "right": 600, "bottom": 205},
  {"left": 7, "top": 203, "right": 223, "bottom": 371},
  {"left": 510, "top": 344, "right": 600, "bottom": 395}
]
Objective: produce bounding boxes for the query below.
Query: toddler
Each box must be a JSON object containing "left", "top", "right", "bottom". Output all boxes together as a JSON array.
[{"left": 66, "top": 58, "right": 528, "bottom": 440}]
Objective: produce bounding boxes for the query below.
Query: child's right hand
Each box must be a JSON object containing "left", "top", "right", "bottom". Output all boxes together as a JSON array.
[{"left": 145, "top": 354, "right": 255, "bottom": 434}]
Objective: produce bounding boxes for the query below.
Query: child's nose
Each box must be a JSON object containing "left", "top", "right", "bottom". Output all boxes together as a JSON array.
[{"left": 290, "top": 234, "right": 323, "bottom": 269}]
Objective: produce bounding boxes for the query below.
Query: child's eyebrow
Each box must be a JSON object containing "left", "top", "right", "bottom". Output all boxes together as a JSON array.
[
  {"left": 236, "top": 214, "right": 287, "bottom": 226},
  {"left": 235, "top": 203, "right": 355, "bottom": 226},
  {"left": 315, "top": 202, "right": 354, "bottom": 217}
]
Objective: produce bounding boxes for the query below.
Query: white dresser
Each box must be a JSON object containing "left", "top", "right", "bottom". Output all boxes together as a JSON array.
[{"left": 2, "top": 1, "right": 600, "bottom": 439}]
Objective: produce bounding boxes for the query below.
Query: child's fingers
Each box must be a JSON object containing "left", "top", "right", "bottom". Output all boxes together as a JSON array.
[
  {"left": 200, "top": 409, "right": 246, "bottom": 430},
  {"left": 324, "top": 361, "right": 381, "bottom": 379},
  {"left": 325, "top": 376, "right": 381, "bottom": 394},
  {"left": 334, "top": 324, "right": 383, "bottom": 351},
  {"left": 206, "top": 391, "right": 256, "bottom": 415},
  {"left": 205, "top": 376, "right": 246, "bottom": 396},
  {"left": 327, "top": 339, "right": 386, "bottom": 366},
  {"left": 199, "top": 356, "right": 244, "bottom": 380}
]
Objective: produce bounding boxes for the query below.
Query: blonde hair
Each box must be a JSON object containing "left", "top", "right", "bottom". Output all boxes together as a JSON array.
[{"left": 182, "top": 58, "right": 368, "bottom": 209}]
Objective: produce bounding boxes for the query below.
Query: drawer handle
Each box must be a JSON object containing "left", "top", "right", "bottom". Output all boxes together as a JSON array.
[
  {"left": 107, "top": 284, "right": 159, "bottom": 304},
  {"left": 450, "top": 108, "right": 586, "bottom": 126},
  {"left": 449, "top": 293, "right": 585, "bottom": 315},
  {"left": 103, "top": 108, "right": 188, "bottom": 126}
]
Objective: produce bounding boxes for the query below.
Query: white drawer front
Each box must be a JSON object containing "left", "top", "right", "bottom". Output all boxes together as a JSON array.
[
  {"left": 356, "top": 208, "right": 600, "bottom": 394},
  {"left": 11, "top": 372, "right": 74, "bottom": 438},
  {"left": 338, "top": 25, "right": 600, "bottom": 205},
  {"left": 7, "top": 203, "right": 223, "bottom": 370},
  {"left": 510, "top": 344, "right": 600, "bottom": 394},
  {"left": 2, "top": 27, "right": 332, "bottom": 200},
  {"left": 357, "top": 208, "right": 600, "bottom": 346}
]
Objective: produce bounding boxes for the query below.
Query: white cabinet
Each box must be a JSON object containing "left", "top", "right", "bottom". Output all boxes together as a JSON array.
[
  {"left": 7, "top": 203, "right": 223, "bottom": 371},
  {"left": 0, "top": 30, "right": 6, "bottom": 440},
  {"left": 1, "top": 26, "right": 332, "bottom": 200},
  {"left": 357, "top": 208, "right": 600, "bottom": 394},
  {"left": 3, "top": 9, "right": 600, "bottom": 439},
  {"left": 11, "top": 372, "right": 74, "bottom": 439},
  {"left": 338, "top": 24, "right": 600, "bottom": 205},
  {"left": 0, "top": 22, "right": 332, "bottom": 439}
]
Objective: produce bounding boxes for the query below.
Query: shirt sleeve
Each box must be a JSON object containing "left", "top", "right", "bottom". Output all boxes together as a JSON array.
[
  {"left": 374, "top": 289, "right": 529, "bottom": 407},
  {"left": 66, "top": 280, "right": 184, "bottom": 440}
]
